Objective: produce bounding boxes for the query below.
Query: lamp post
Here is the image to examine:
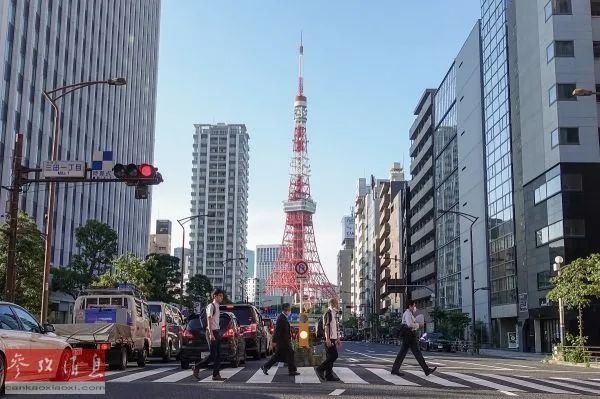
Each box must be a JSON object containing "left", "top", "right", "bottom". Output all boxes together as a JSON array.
[
  {"left": 177, "top": 213, "right": 213, "bottom": 309},
  {"left": 553, "top": 255, "right": 565, "bottom": 344},
  {"left": 439, "top": 208, "right": 479, "bottom": 354},
  {"left": 40, "top": 78, "right": 126, "bottom": 323}
]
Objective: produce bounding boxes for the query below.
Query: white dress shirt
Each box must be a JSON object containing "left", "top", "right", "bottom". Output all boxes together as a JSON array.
[{"left": 402, "top": 309, "right": 419, "bottom": 330}]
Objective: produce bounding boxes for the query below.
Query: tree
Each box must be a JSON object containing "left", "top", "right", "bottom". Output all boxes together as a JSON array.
[
  {"left": 342, "top": 315, "right": 359, "bottom": 329},
  {"left": 93, "top": 254, "right": 151, "bottom": 297},
  {"left": 429, "top": 306, "right": 471, "bottom": 340},
  {"left": 146, "top": 254, "right": 181, "bottom": 303},
  {"left": 185, "top": 274, "right": 213, "bottom": 309},
  {"left": 51, "top": 264, "right": 93, "bottom": 300},
  {"left": 547, "top": 253, "right": 600, "bottom": 340},
  {"left": 0, "top": 211, "right": 45, "bottom": 312}
]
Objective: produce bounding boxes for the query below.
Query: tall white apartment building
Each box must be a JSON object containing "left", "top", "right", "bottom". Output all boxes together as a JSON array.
[{"left": 189, "top": 123, "right": 249, "bottom": 302}]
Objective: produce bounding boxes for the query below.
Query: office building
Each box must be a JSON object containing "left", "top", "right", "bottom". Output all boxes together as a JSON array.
[
  {"left": 246, "top": 249, "right": 255, "bottom": 279},
  {"left": 0, "top": 0, "right": 160, "bottom": 267},
  {"left": 246, "top": 277, "right": 260, "bottom": 305},
  {"left": 189, "top": 123, "right": 249, "bottom": 302},
  {"left": 149, "top": 220, "right": 172, "bottom": 255},
  {"left": 256, "top": 244, "right": 281, "bottom": 305},
  {"left": 337, "top": 215, "right": 354, "bottom": 319}
]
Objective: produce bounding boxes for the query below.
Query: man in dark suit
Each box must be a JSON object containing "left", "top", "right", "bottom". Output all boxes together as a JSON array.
[{"left": 261, "top": 303, "right": 300, "bottom": 376}]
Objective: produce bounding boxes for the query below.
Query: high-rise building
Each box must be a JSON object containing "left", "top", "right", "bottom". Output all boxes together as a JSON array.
[
  {"left": 255, "top": 244, "right": 280, "bottom": 305},
  {"left": 246, "top": 249, "right": 255, "bottom": 279},
  {"left": 245, "top": 277, "right": 260, "bottom": 305},
  {"left": 189, "top": 123, "right": 249, "bottom": 302},
  {"left": 408, "top": 90, "right": 437, "bottom": 315},
  {"left": 149, "top": 220, "right": 172, "bottom": 255},
  {"left": 0, "top": 0, "right": 160, "bottom": 267},
  {"left": 337, "top": 215, "right": 354, "bottom": 319}
]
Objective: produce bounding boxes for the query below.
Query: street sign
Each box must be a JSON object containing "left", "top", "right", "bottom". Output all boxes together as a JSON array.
[
  {"left": 295, "top": 261, "right": 308, "bottom": 275},
  {"left": 518, "top": 293, "right": 528, "bottom": 312},
  {"left": 42, "top": 161, "right": 86, "bottom": 179},
  {"left": 91, "top": 150, "right": 114, "bottom": 179},
  {"left": 508, "top": 332, "right": 518, "bottom": 349}
]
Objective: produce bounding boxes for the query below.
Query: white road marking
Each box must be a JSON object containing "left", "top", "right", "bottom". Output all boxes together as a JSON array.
[
  {"left": 551, "top": 377, "right": 600, "bottom": 388},
  {"left": 295, "top": 367, "right": 320, "bottom": 384},
  {"left": 332, "top": 367, "right": 367, "bottom": 384},
  {"left": 248, "top": 365, "right": 278, "bottom": 384},
  {"left": 542, "top": 378, "right": 600, "bottom": 394},
  {"left": 153, "top": 370, "right": 195, "bottom": 383},
  {"left": 481, "top": 374, "right": 577, "bottom": 394},
  {"left": 443, "top": 372, "right": 523, "bottom": 392},
  {"left": 345, "top": 349, "right": 392, "bottom": 363},
  {"left": 499, "top": 390, "right": 518, "bottom": 396},
  {"left": 199, "top": 367, "right": 243, "bottom": 383},
  {"left": 403, "top": 369, "right": 467, "bottom": 387},
  {"left": 111, "top": 367, "right": 176, "bottom": 382},
  {"left": 441, "top": 359, "right": 511, "bottom": 370},
  {"left": 329, "top": 389, "right": 345, "bottom": 396},
  {"left": 366, "top": 368, "right": 419, "bottom": 386},
  {"left": 494, "top": 363, "right": 536, "bottom": 369},
  {"left": 104, "top": 369, "right": 136, "bottom": 377}
]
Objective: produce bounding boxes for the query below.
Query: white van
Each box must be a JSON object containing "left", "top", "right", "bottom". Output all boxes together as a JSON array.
[{"left": 147, "top": 302, "right": 184, "bottom": 361}]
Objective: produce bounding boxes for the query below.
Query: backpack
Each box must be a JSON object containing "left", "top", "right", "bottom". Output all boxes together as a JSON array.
[{"left": 316, "top": 310, "right": 332, "bottom": 341}]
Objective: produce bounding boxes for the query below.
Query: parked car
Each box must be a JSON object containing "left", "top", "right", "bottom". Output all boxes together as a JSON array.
[
  {"left": 179, "top": 311, "right": 246, "bottom": 369},
  {"left": 420, "top": 332, "right": 453, "bottom": 352},
  {"left": 221, "top": 304, "right": 268, "bottom": 360},
  {"left": 262, "top": 318, "right": 274, "bottom": 355},
  {"left": 0, "top": 302, "right": 73, "bottom": 391},
  {"left": 147, "top": 302, "right": 184, "bottom": 362}
]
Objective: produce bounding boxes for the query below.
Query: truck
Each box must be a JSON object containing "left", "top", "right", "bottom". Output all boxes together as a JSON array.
[{"left": 52, "top": 287, "right": 155, "bottom": 370}]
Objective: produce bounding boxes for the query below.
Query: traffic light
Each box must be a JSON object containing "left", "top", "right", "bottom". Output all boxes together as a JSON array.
[
  {"left": 298, "top": 321, "right": 309, "bottom": 348},
  {"left": 112, "top": 163, "right": 163, "bottom": 185}
]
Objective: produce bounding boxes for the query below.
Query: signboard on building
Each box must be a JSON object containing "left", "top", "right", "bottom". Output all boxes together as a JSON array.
[
  {"left": 342, "top": 216, "right": 354, "bottom": 240},
  {"left": 156, "top": 220, "right": 171, "bottom": 235},
  {"left": 518, "top": 293, "right": 528, "bottom": 312},
  {"left": 508, "top": 332, "right": 518, "bottom": 349},
  {"left": 91, "top": 151, "right": 114, "bottom": 179},
  {"left": 42, "top": 161, "right": 86, "bottom": 179}
]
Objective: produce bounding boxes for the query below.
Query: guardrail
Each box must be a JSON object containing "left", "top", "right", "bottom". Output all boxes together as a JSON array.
[{"left": 553, "top": 345, "right": 600, "bottom": 364}]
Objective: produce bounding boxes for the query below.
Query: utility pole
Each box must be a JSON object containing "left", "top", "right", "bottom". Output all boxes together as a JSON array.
[{"left": 4, "top": 133, "right": 24, "bottom": 302}]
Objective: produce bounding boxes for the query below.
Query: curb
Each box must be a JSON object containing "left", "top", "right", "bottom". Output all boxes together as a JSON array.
[{"left": 546, "top": 360, "right": 600, "bottom": 368}]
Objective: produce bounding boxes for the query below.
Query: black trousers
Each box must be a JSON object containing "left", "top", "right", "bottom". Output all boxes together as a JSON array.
[
  {"left": 317, "top": 339, "right": 338, "bottom": 377},
  {"left": 392, "top": 331, "right": 428, "bottom": 373},
  {"left": 196, "top": 329, "right": 222, "bottom": 376},
  {"left": 264, "top": 344, "right": 296, "bottom": 373}
]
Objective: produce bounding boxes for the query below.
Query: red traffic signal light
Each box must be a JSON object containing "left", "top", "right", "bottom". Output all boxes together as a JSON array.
[{"left": 139, "top": 164, "right": 155, "bottom": 178}]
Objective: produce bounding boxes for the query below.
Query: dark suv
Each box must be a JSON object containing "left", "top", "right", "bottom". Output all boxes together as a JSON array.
[
  {"left": 220, "top": 304, "right": 268, "bottom": 360},
  {"left": 179, "top": 311, "right": 246, "bottom": 369}
]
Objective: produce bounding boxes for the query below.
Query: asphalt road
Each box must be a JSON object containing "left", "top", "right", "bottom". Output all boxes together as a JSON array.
[{"left": 10, "top": 341, "right": 600, "bottom": 398}]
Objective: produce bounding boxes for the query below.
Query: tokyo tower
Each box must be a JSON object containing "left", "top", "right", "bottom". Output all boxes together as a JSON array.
[{"left": 265, "top": 36, "right": 337, "bottom": 302}]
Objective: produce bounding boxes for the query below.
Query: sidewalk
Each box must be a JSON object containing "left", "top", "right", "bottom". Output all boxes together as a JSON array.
[{"left": 478, "top": 348, "right": 546, "bottom": 361}]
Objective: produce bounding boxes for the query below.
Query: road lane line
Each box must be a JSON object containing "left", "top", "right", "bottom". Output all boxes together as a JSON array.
[
  {"left": 443, "top": 372, "right": 523, "bottom": 392},
  {"left": 345, "top": 349, "right": 392, "bottom": 362},
  {"left": 199, "top": 367, "right": 243, "bottom": 383},
  {"left": 481, "top": 374, "right": 577, "bottom": 394},
  {"left": 499, "top": 390, "right": 518, "bottom": 396},
  {"left": 111, "top": 367, "right": 176, "bottom": 382},
  {"left": 551, "top": 377, "right": 600, "bottom": 388},
  {"left": 329, "top": 389, "right": 345, "bottom": 396},
  {"left": 332, "top": 367, "right": 367, "bottom": 384},
  {"left": 403, "top": 369, "right": 467, "bottom": 387},
  {"left": 494, "top": 363, "right": 536, "bottom": 369},
  {"left": 248, "top": 366, "right": 277, "bottom": 384},
  {"left": 542, "top": 378, "right": 600, "bottom": 394},
  {"left": 153, "top": 370, "right": 196, "bottom": 383},
  {"left": 295, "top": 367, "right": 320, "bottom": 384},
  {"left": 366, "top": 368, "right": 419, "bottom": 386},
  {"left": 441, "top": 359, "right": 511, "bottom": 370}
]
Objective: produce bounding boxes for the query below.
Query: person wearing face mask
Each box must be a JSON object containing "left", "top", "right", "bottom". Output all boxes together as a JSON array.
[{"left": 261, "top": 303, "right": 300, "bottom": 376}]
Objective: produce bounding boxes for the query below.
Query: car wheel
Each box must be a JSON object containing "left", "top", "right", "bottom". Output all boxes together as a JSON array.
[
  {"left": 136, "top": 345, "right": 148, "bottom": 367},
  {"left": 162, "top": 343, "right": 172, "bottom": 363},
  {"left": 180, "top": 360, "right": 190, "bottom": 369},
  {"left": 52, "top": 349, "right": 73, "bottom": 381},
  {"left": 109, "top": 347, "right": 128, "bottom": 371}
]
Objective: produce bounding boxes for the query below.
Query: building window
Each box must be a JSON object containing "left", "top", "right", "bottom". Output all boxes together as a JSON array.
[
  {"left": 594, "top": 41, "right": 600, "bottom": 58},
  {"left": 592, "top": 0, "right": 600, "bottom": 16},
  {"left": 550, "top": 127, "right": 579, "bottom": 147},
  {"left": 547, "top": 41, "right": 574, "bottom": 61},
  {"left": 534, "top": 174, "right": 561, "bottom": 204},
  {"left": 549, "top": 84, "right": 576, "bottom": 105},
  {"left": 536, "top": 220, "right": 563, "bottom": 247},
  {"left": 545, "top": 0, "right": 572, "bottom": 20},
  {"left": 537, "top": 271, "right": 554, "bottom": 290}
]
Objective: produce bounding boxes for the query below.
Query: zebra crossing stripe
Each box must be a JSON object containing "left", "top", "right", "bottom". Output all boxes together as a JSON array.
[
  {"left": 480, "top": 374, "right": 575, "bottom": 394},
  {"left": 442, "top": 372, "right": 523, "bottom": 392},
  {"left": 110, "top": 367, "right": 176, "bottom": 382},
  {"left": 332, "top": 367, "right": 367, "bottom": 384},
  {"left": 200, "top": 367, "right": 244, "bottom": 383},
  {"left": 539, "top": 378, "right": 600, "bottom": 395},
  {"left": 403, "top": 370, "right": 467, "bottom": 388},
  {"left": 248, "top": 367, "right": 277, "bottom": 384},
  {"left": 551, "top": 377, "right": 600, "bottom": 388},
  {"left": 295, "top": 367, "right": 320, "bottom": 384},
  {"left": 153, "top": 370, "right": 196, "bottom": 383},
  {"left": 366, "top": 368, "right": 419, "bottom": 386}
]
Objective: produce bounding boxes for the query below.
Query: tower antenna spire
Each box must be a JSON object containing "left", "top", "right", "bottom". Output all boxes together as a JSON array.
[{"left": 298, "top": 32, "right": 304, "bottom": 96}]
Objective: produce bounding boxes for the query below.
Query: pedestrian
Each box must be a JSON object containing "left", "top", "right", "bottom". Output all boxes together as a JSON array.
[
  {"left": 193, "top": 289, "right": 226, "bottom": 381},
  {"left": 261, "top": 303, "right": 300, "bottom": 376},
  {"left": 316, "top": 298, "right": 341, "bottom": 382},
  {"left": 391, "top": 300, "right": 437, "bottom": 377}
]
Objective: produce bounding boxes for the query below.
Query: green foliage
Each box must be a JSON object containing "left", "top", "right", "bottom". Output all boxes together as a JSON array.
[
  {"left": 430, "top": 306, "right": 471, "bottom": 340},
  {"left": 0, "top": 211, "right": 44, "bottom": 312},
  {"left": 146, "top": 254, "right": 181, "bottom": 303},
  {"left": 342, "top": 315, "right": 359, "bottom": 329},
  {"left": 184, "top": 274, "right": 213, "bottom": 308},
  {"left": 92, "top": 254, "right": 151, "bottom": 298},
  {"left": 51, "top": 264, "right": 93, "bottom": 300},
  {"left": 547, "top": 254, "right": 600, "bottom": 311},
  {"left": 561, "top": 333, "right": 591, "bottom": 365}
]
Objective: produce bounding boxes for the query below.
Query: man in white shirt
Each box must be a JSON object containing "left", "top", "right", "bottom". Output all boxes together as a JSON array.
[
  {"left": 391, "top": 300, "right": 436, "bottom": 376},
  {"left": 316, "top": 298, "right": 341, "bottom": 381},
  {"left": 193, "top": 289, "right": 225, "bottom": 381}
]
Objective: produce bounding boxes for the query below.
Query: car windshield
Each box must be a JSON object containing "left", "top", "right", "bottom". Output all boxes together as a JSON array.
[{"left": 222, "top": 307, "right": 254, "bottom": 325}]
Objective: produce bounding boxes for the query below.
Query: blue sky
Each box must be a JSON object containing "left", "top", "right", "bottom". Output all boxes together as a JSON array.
[{"left": 151, "top": 0, "right": 482, "bottom": 283}]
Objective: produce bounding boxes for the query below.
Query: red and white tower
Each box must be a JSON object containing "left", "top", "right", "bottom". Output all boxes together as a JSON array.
[{"left": 265, "top": 37, "right": 337, "bottom": 302}]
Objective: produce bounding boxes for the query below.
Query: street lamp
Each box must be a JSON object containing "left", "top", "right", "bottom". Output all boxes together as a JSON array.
[
  {"left": 439, "top": 208, "right": 479, "bottom": 354},
  {"left": 553, "top": 255, "right": 565, "bottom": 344},
  {"left": 40, "top": 78, "right": 126, "bottom": 323},
  {"left": 572, "top": 88, "right": 598, "bottom": 97},
  {"left": 177, "top": 213, "right": 214, "bottom": 309}
]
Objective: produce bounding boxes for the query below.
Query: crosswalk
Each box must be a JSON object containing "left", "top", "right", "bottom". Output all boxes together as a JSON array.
[{"left": 103, "top": 365, "right": 600, "bottom": 395}]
